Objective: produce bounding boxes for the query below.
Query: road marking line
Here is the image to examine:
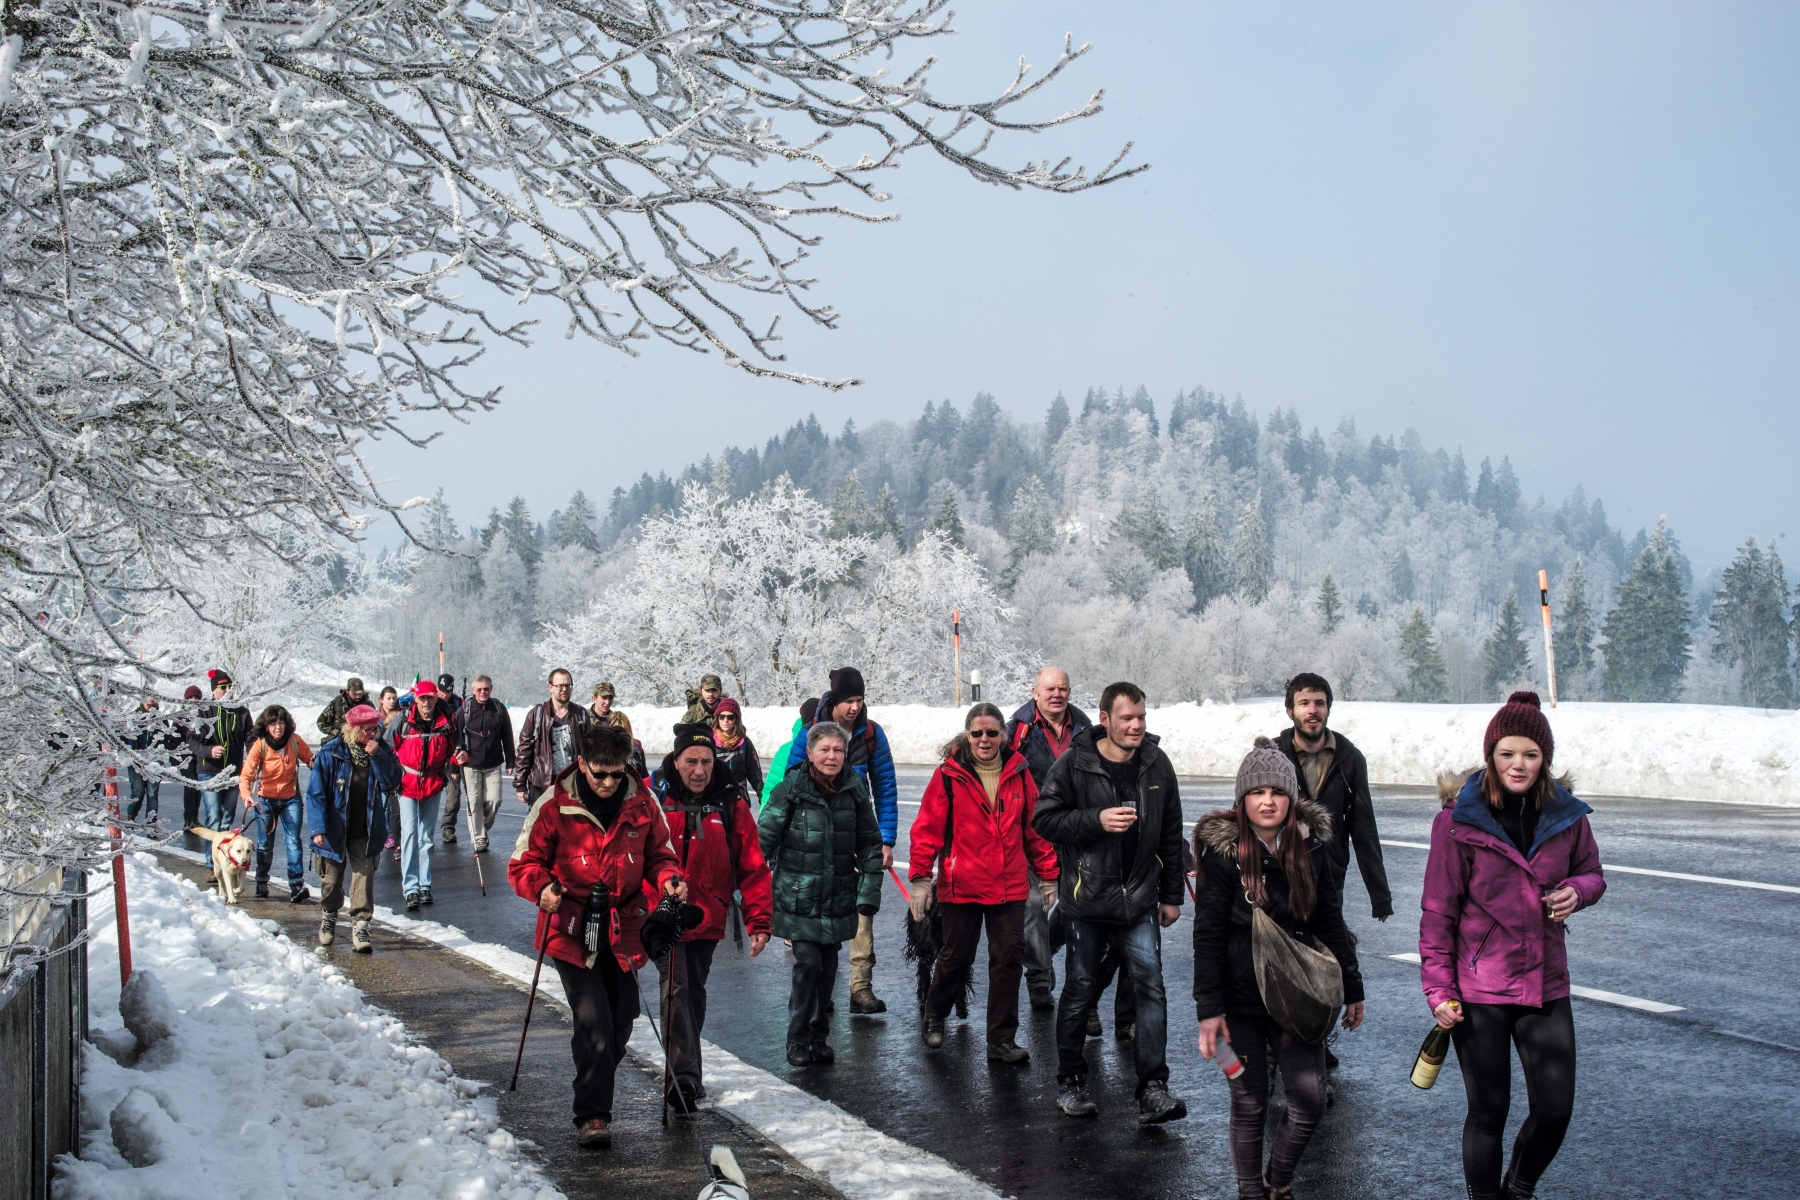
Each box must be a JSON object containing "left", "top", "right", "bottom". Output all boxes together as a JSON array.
[
  {"left": 1387, "top": 953, "right": 1684, "bottom": 1013},
  {"left": 1715, "top": 1030, "right": 1800, "bottom": 1055},
  {"left": 1381, "top": 840, "right": 1800, "bottom": 894}
]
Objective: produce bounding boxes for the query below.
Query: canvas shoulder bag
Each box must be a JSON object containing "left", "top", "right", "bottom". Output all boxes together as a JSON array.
[{"left": 1249, "top": 895, "right": 1345, "bottom": 1044}]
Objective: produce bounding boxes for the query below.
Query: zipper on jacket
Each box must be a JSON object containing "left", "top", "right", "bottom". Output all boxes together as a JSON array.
[{"left": 1468, "top": 921, "right": 1498, "bottom": 967}]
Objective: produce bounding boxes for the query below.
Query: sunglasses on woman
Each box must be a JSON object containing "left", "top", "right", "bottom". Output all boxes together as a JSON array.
[{"left": 968, "top": 728, "right": 1003, "bottom": 740}]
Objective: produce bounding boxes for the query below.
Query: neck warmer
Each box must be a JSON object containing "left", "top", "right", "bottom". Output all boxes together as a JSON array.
[{"left": 807, "top": 764, "right": 842, "bottom": 796}]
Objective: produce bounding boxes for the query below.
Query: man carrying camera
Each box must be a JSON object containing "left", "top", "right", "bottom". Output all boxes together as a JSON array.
[{"left": 508, "top": 723, "right": 686, "bottom": 1148}]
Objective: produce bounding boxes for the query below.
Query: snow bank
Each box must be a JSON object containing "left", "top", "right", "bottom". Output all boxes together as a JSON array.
[{"left": 59, "top": 854, "right": 562, "bottom": 1200}]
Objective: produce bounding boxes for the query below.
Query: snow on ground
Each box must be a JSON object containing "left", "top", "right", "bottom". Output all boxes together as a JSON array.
[
  {"left": 59, "top": 854, "right": 563, "bottom": 1200},
  {"left": 279, "top": 698, "right": 1800, "bottom": 805}
]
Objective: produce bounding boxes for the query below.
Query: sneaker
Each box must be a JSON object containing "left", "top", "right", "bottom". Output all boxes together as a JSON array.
[
  {"left": 922, "top": 1017, "right": 945, "bottom": 1050},
  {"left": 785, "top": 1041, "right": 814, "bottom": 1068},
  {"left": 405, "top": 892, "right": 421, "bottom": 912},
  {"left": 1029, "top": 986, "right": 1056, "bottom": 1011},
  {"left": 385, "top": 835, "right": 398, "bottom": 850},
  {"left": 318, "top": 913, "right": 337, "bottom": 946},
  {"left": 351, "top": 920, "right": 373, "bottom": 953},
  {"left": 667, "top": 1079, "right": 702, "bottom": 1117},
  {"left": 808, "top": 1041, "right": 835, "bottom": 1065},
  {"left": 443, "top": 833, "right": 457, "bottom": 846},
  {"left": 576, "top": 1118, "right": 610, "bottom": 1147},
  {"left": 1115, "top": 1021, "right": 1135, "bottom": 1041},
  {"left": 987, "top": 1041, "right": 1030, "bottom": 1064},
  {"left": 419, "top": 888, "right": 433, "bottom": 906},
  {"left": 254, "top": 882, "right": 270, "bottom": 899},
  {"left": 1136, "top": 1080, "right": 1187, "bottom": 1125},
  {"left": 290, "top": 886, "right": 314, "bottom": 905},
  {"left": 1084, "top": 1009, "right": 1102, "bottom": 1038},
  {"left": 1263, "top": 1184, "right": 1294, "bottom": 1200},
  {"left": 473, "top": 843, "right": 488, "bottom": 855},
  {"left": 1057, "top": 1080, "right": 1099, "bottom": 1118},
  {"left": 848, "top": 990, "right": 887, "bottom": 1015}
]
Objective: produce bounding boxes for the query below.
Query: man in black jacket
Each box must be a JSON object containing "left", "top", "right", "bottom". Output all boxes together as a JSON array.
[
  {"left": 1005, "top": 666, "right": 1091, "bottom": 1010},
  {"left": 1032, "top": 681, "right": 1187, "bottom": 1126},
  {"left": 1274, "top": 673, "right": 1393, "bottom": 922},
  {"left": 190, "top": 669, "right": 252, "bottom": 832},
  {"left": 453, "top": 674, "right": 515, "bottom": 854}
]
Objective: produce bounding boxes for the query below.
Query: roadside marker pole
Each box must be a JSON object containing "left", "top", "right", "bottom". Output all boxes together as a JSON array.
[
  {"left": 104, "top": 746, "right": 133, "bottom": 986},
  {"left": 1538, "top": 569, "right": 1558, "bottom": 707},
  {"left": 951, "top": 610, "right": 962, "bottom": 708}
]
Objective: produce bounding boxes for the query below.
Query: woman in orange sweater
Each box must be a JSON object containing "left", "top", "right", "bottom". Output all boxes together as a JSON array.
[{"left": 241, "top": 705, "right": 315, "bottom": 901}]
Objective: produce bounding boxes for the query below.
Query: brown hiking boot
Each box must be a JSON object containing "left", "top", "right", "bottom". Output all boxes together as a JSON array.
[
  {"left": 576, "top": 1118, "right": 610, "bottom": 1147},
  {"left": 849, "top": 989, "right": 887, "bottom": 1014}
]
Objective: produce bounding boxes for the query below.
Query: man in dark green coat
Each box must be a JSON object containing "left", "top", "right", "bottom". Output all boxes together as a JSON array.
[{"left": 758, "top": 720, "right": 882, "bottom": 1068}]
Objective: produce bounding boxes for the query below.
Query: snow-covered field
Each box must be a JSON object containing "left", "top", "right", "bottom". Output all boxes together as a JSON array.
[
  {"left": 59, "top": 854, "right": 562, "bottom": 1200},
  {"left": 278, "top": 699, "right": 1800, "bottom": 805}
]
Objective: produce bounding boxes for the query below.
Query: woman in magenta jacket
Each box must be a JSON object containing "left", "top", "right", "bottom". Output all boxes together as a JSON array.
[
  {"left": 1420, "top": 692, "right": 1606, "bottom": 1200},
  {"left": 908, "top": 702, "right": 1060, "bottom": 1063}
]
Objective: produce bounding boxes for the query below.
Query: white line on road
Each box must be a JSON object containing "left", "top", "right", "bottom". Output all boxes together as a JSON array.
[
  {"left": 1379, "top": 840, "right": 1800, "bottom": 894},
  {"left": 1386, "top": 953, "right": 1685, "bottom": 1013}
]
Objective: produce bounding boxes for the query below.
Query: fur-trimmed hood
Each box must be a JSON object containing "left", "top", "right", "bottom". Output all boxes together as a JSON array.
[{"left": 1193, "top": 796, "right": 1335, "bottom": 863}]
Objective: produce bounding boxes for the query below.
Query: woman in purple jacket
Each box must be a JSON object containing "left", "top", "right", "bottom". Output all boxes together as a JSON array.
[{"left": 1421, "top": 692, "right": 1605, "bottom": 1200}]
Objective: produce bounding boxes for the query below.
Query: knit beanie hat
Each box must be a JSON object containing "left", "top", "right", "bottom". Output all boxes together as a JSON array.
[
  {"left": 1236, "top": 736, "right": 1299, "bottom": 805},
  {"left": 713, "top": 697, "right": 742, "bottom": 719},
  {"left": 829, "top": 666, "right": 866, "bottom": 700},
  {"left": 184, "top": 685, "right": 203, "bottom": 700},
  {"left": 672, "top": 723, "right": 715, "bottom": 756},
  {"left": 1484, "top": 691, "right": 1554, "bottom": 764}
]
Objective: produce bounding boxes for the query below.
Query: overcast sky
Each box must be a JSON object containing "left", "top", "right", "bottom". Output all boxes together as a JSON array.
[{"left": 365, "top": 2, "right": 1798, "bottom": 574}]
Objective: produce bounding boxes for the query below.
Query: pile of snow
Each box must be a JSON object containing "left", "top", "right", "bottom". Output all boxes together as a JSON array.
[{"left": 61, "top": 853, "right": 562, "bottom": 1200}]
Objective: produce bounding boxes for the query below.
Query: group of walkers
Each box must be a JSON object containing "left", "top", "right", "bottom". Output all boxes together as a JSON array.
[{"left": 138, "top": 658, "right": 1602, "bottom": 1200}]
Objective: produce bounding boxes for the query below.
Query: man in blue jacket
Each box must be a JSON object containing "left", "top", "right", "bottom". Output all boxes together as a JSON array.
[
  {"left": 305, "top": 704, "right": 401, "bottom": 954},
  {"left": 785, "top": 666, "right": 896, "bottom": 1014}
]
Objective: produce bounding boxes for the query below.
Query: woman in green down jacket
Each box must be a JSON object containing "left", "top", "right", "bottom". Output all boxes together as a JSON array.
[{"left": 758, "top": 719, "right": 883, "bottom": 1068}]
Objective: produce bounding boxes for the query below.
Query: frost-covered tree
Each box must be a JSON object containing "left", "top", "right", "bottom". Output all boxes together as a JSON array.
[
  {"left": 556, "top": 492, "right": 602, "bottom": 553},
  {"left": 1317, "top": 574, "right": 1343, "bottom": 634},
  {"left": 1045, "top": 393, "right": 1072, "bottom": 448},
  {"left": 926, "top": 484, "right": 966, "bottom": 547},
  {"left": 1181, "top": 494, "right": 1228, "bottom": 612},
  {"left": 1601, "top": 521, "right": 1692, "bottom": 702},
  {"left": 1398, "top": 608, "right": 1450, "bottom": 702},
  {"left": 1709, "top": 539, "right": 1795, "bottom": 708},
  {"left": 871, "top": 481, "right": 905, "bottom": 545},
  {"left": 1231, "top": 498, "right": 1272, "bottom": 604},
  {"left": 1482, "top": 588, "right": 1531, "bottom": 696},
  {"left": 1112, "top": 487, "right": 1180, "bottom": 570},
  {"left": 1558, "top": 558, "right": 1597, "bottom": 673},
  {"left": 1005, "top": 477, "right": 1057, "bottom": 570},
  {"left": 829, "top": 471, "right": 871, "bottom": 540}
]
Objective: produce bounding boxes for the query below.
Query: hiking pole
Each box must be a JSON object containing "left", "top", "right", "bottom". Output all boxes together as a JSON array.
[
  {"left": 510, "top": 898, "right": 555, "bottom": 1091},
  {"left": 473, "top": 848, "right": 486, "bottom": 897}
]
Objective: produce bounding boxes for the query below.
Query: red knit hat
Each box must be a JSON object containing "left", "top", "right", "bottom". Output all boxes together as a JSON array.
[{"left": 1484, "top": 691, "right": 1553, "bottom": 764}]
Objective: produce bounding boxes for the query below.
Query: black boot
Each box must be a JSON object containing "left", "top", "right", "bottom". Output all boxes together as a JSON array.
[
  {"left": 1502, "top": 1161, "right": 1536, "bottom": 1200},
  {"left": 785, "top": 1041, "right": 814, "bottom": 1068},
  {"left": 1468, "top": 1186, "right": 1504, "bottom": 1200}
]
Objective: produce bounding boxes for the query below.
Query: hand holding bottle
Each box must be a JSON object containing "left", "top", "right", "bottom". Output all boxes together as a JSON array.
[{"left": 1432, "top": 998, "right": 1465, "bottom": 1027}]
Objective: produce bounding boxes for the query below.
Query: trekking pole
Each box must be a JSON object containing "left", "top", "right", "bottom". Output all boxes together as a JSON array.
[
  {"left": 510, "top": 902, "right": 554, "bottom": 1091},
  {"left": 473, "top": 848, "right": 486, "bottom": 897}
]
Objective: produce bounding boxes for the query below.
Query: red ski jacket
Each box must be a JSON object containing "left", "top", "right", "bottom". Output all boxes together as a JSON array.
[
  {"left": 507, "top": 770, "right": 683, "bottom": 972},
  {"left": 909, "top": 750, "right": 1059, "bottom": 905},
  {"left": 654, "top": 769, "right": 774, "bottom": 944},
  {"left": 394, "top": 708, "right": 454, "bottom": 801}
]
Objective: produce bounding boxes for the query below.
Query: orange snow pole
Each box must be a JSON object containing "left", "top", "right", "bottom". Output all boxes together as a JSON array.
[
  {"left": 437, "top": 631, "right": 445, "bottom": 680},
  {"left": 104, "top": 747, "right": 133, "bottom": 986},
  {"left": 951, "top": 610, "right": 963, "bottom": 707},
  {"left": 1539, "top": 570, "right": 1558, "bottom": 708}
]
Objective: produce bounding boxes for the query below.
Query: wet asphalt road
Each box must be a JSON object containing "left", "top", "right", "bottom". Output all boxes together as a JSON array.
[{"left": 175, "top": 772, "right": 1800, "bottom": 1199}]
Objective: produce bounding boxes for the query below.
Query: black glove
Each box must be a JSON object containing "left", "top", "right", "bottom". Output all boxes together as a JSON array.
[
  {"left": 856, "top": 904, "right": 877, "bottom": 917},
  {"left": 640, "top": 893, "right": 705, "bottom": 962}
]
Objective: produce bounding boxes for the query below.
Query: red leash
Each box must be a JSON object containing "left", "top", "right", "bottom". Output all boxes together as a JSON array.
[{"left": 886, "top": 866, "right": 911, "bottom": 903}]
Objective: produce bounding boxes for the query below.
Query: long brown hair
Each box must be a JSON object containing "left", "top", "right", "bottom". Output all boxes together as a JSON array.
[
  {"left": 1235, "top": 792, "right": 1317, "bottom": 921},
  {"left": 254, "top": 704, "right": 295, "bottom": 750},
  {"left": 1482, "top": 744, "right": 1556, "bottom": 813}
]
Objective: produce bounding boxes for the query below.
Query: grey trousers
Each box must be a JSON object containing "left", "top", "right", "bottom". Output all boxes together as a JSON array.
[{"left": 1022, "top": 867, "right": 1055, "bottom": 992}]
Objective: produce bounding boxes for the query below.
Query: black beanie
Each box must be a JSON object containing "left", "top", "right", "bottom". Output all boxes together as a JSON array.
[
  {"left": 800, "top": 697, "right": 819, "bottom": 724},
  {"left": 829, "top": 666, "right": 866, "bottom": 700},
  {"left": 672, "top": 723, "right": 715, "bottom": 756}
]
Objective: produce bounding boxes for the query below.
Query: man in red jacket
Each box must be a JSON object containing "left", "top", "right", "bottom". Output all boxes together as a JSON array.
[
  {"left": 509, "top": 723, "right": 685, "bottom": 1148},
  {"left": 394, "top": 678, "right": 454, "bottom": 910},
  {"left": 651, "top": 723, "right": 774, "bottom": 1111}
]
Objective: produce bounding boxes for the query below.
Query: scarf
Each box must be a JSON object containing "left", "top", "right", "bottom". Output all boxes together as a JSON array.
[
  {"left": 807, "top": 764, "right": 842, "bottom": 796},
  {"left": 264, "top": 729, "right": 291, "bottom": 753},
  {"left": 346, "top": 735, "right": 371, "bottom": 767},
  {"left": 714, "top": 726, "right": 744, "bottom": 750},
  {"left": 576, "top": 770, "right": 626, "bottom": 827}
]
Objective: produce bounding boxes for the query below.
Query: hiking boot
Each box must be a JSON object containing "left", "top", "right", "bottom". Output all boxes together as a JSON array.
[
  {"left": 1115, "top": 1021, "right": 1135, "bottom": 1041},
  {"left": 1057, "top": 1080, "right": 1099, "bottom": 1118},
  {"left": 404, "top": 892, "right": 421, "bottom": 912},
  {"left": 922, "top": 1017, "right": 945, "bottom": 1049},
  {"left": 785, "top": 1041, "right": 814, "bottom": 1068},
  {"left": 1502, "top": 1162, "right": 1536, "bottom": 1200},
  {"left": 987, "top": 1041, "right": 1030, "bottom": 1064},
  {"left": 474, "top": 843, "right": 488, "bottom": 855},
  {"left": 1137, "top": 1080, "right": 1187, "bottom": 1125},
  {"left": 848, "top": 989, "right": 887, "bottom": 1015},
  {"left": 1264, "top": 1187, "right": 1295, "bottom": 1200},
  {"left": 419, "top": 888, "right": 433, "bottom": 906},
  {"left": 290, "top": 886, "right": 314, "bottom": 904},
  {"left": 576, "top": 1118, "right": 610, "bottom": 1147},
  {"left": 443, "top": 832, "right": 457, "bottom": 846},
  {"left": 1084, "top": 1009, "right": 1102, "bottom": 1038},
  {"left": 809, "top": 1041, "right": 835, "bottom": 1065},
  {"left": 351, "top": 920, "right": 373, "bottom": 953},
  {"left": 1029, "top": 986, "right": 1056, "bottom": 1011},
  {"left": 318, "top": 913, "right": 337, "bottom": 946},
  {"left": 254, "top": 882, "right": 270, "bottom": 899},
  {"left": 667, "top": 1079, "right": 702, "bottom": 1117}
]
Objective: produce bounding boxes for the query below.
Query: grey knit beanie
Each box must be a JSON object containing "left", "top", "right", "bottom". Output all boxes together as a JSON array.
[{"left": 1236, "top": 736, "right": 1299, "bottom": 805}]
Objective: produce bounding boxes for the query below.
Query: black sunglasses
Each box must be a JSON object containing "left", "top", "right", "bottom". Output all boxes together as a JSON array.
[
  {"left": 585, "top": 768, "right": 630, "bottom": 782},
  {"left": 968, "top": 728, "right": 1003, "bottom": 739}
]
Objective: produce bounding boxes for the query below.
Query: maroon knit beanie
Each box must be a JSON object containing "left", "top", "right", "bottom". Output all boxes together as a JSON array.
[{"left": 1484, "top": 691, "right": 1553, "bottom": 764}]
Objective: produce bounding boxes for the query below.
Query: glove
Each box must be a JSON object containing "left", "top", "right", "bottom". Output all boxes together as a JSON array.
[
  {"left": 907, "top": 877, "right": 933, "bottom": 922},
  {"left": 639, "top": 893, "right": 704, "bottom": 962},
  {"left": 1038, "top": 878, "right": 1058, "bottom": 911},
  {"left": 856, "top": 904, "right": 877, "bottom": 917}
]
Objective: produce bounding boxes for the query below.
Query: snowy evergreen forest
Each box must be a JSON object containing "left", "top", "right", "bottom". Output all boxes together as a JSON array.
[{"left": 368, "top": 389, "right": 1798, "bottom": 710}]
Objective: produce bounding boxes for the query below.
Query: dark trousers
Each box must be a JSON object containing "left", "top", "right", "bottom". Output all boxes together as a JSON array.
[
  {"left": 1454, "top": 997, "right": 1577, "bottom": 1192},
  {"left": 1055, "top": 913, "right": 1168, "bottom": 1094},
  {"left": 1225, "top": 1013, "right": 1329, "bottom": 1195},
  {"left": 788, "top": 941, "right": 840, "bottom": 1046},
  {"left": 654, "top": 939, "right": 718, "bottom": 1097},
  {"left": 927, "top": 900, "right": 1026, "bottom": 1044},
  {"left": 552, "top": 952, "right": 639, "bottom": 1126},
  {"left": 182, "top": 761, "right": 201, "bottom": 828},
  {"left": 1087, "top": 941, "right": 1138, "bottom": 1026},
  {"left": 126, "top": 769, "right": 156, "bottom": 821}
]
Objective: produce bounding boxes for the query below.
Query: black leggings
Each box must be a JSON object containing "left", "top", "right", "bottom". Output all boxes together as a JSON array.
[
  {"left": 1224, "top": 1013, "right": 1329, "bottom": 1197},
  {"left": 1452, "top": 997, "right": 1576, "bottom": 1192}
]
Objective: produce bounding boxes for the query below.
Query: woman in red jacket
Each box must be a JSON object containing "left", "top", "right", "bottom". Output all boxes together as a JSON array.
[
  {"left": 508, "top": 723, "right": 686, "bottom": 1148},
  {"left": 908, "top": 702, "right": 1060, "bottom": 1063}
]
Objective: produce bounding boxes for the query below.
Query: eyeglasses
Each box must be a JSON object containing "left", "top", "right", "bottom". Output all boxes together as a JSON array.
[
  {"left": 968, "top": 729, "right": 1003, "bottom": 740},
  {"left": 586, "top": 768, "right": 629, "bottom": 782}
]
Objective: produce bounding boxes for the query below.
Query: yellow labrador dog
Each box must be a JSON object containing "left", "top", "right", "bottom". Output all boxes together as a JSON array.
[{"left": 189, "top": 826, "right": 256, "bottom": 904}]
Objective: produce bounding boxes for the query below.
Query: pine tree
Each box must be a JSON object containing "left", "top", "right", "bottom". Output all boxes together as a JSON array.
[
  {"left": 1709, "top": 538, "right": 1796, "bottom": 708},
  {"left": 1398, "top": 608, "right": 1449, "bottom": 702},
  {"left": 478, "top": 506, "right": 503, "bottom": 549},
  {"left": 500, "top": 496, "right": 540, "bottom": 572},
  {"left": 1112, "top": 487, "right": 1180, "bottom": 570},
  {"left": 1005, "top": 476, "right": 1056, "bottom": 569},
  {"left": 838, "top": 418, "right": 862, "bottom": 458},
  {"left": 1491, "top": 457, "right": 1521, "bottom": 527},
  {"left": 1181, "top": 493, "right": 1227, "bottom": 612},
  {"left": 557, "top": 491, "right": 601, "bottom": 551},
  {"left": 1483, "top": 587, "right": 1531, "bottom": 695},
  {"left": 419, "top": 488, "right": 460, "bottom": 548},
  {"left": 1317, "top": 574, "right": 1343, "bottom": 633},
  {"left": 1390, "top": 548, "right": 1416, "bottom": 603},
  {"left": 1600, "top": 520, "right": 1692, "bottom": 701},
  {"left": 1231, "top": 496, "right": 1271, "bottom": 604},
  {"left": 926, "top": 483, "right": 965, "bottom": 546},
  {"left": 1044, "top": 393, "right": 1071, "bottom": 447},
  {"left": 1558, "top": 558, "right": 1596, "bottom": 672},
  {"left": 1473, "top": 457, "right": 1497, "bottom": 516},
  {"left": 828, "top": 470, "right": 869, "bottom": 540},
  {"left": 871, "top": 481, "right": 904, "bottom": 544}
]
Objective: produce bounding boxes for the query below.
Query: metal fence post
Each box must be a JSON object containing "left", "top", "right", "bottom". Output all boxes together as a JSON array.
[{"left": 31, "top": 952, "right": 48, "bottom": 1200}]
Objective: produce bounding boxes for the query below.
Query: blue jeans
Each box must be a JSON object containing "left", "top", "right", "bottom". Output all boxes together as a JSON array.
[
  {"left": 249, "top": 795, "right": 305, "bottom": 887},
  {"left": 397, "top": 792, "right": 440, "bottom": 896},
  {"left": 1056, "top": 912, "right": 1169, "bottom": 1094},
  {"left": 199, "top": 770, "right": 237, "bottom": 830},
  {"left": 126, "top": 768, "right": 156, "bottom": 821}
]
